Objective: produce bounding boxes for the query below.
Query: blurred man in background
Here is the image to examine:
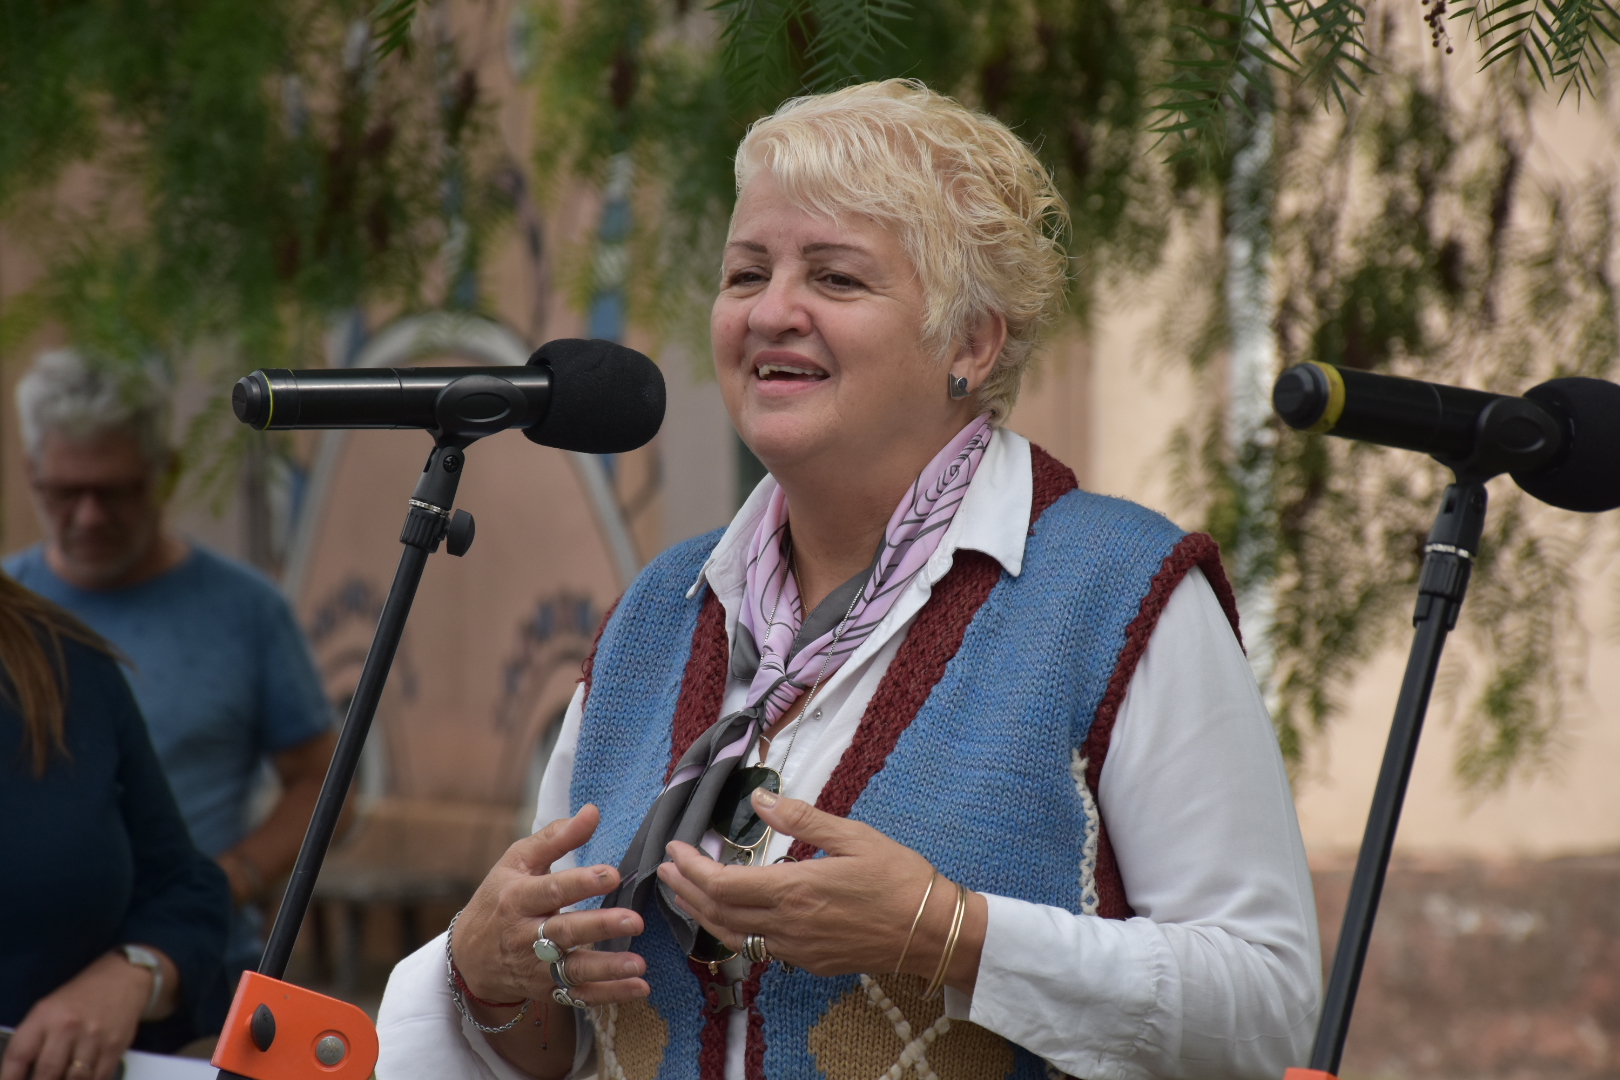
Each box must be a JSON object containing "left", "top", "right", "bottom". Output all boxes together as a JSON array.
[{"left": 5, "top": 349, "right": 343, "bottom": 1032}]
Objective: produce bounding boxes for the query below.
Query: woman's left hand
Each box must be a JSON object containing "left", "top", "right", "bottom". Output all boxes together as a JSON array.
[
  {"left": 657, "top": 788, "right": 987, "bottom": 993},
  {"left": 0, "top": 951, "right": 155, "bottom": 1080}
]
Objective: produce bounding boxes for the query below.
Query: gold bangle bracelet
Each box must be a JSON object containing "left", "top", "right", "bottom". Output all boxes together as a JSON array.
[
  {"left": 894, "top": 870, "right": 938, "bottom": 975},
  {"left": 922, "top": 883, "right": 967, "bottom": 999}
]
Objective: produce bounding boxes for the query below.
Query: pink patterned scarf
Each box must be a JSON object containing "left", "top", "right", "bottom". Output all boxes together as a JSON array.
[
  {"left": 735, "top": 412, "right": 995, "bottom": 727},
  {"left": 600, "top": 414, "right": 994, "bottom": 953}
]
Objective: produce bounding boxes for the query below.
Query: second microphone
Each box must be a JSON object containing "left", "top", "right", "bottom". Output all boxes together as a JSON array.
[{"left": 231, "top": 337, "right": 666, "bottom": 455}]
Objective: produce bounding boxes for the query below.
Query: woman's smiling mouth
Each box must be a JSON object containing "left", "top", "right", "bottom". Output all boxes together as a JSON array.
[{"left": 754, "top": 361, "right": 829, "bottom": 383}]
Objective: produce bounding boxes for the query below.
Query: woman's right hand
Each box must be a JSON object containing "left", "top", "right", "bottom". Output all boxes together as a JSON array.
[
  {"left": 0, "top": 951, "right": 153, "bottom": 1080},
  {"left": 451, "top": 804, "right": 649, "bottom": 1008}
]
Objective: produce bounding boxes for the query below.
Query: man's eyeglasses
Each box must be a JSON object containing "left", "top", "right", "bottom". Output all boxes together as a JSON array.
[
  {"left": 689, "top": 764, "right": 782, "bottom": 966},
  {"left": 31, "top": 479, "right": 151, "bottom": 514}
]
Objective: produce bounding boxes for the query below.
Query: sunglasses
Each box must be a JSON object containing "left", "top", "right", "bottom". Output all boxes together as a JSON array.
[{"left": 690, "top": 764, "right": 781, "bottom": 966}]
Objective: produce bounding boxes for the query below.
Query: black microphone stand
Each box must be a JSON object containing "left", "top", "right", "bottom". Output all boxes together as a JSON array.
[
  {"left": 1305, "top": 477, "right": 1483, "bottom": 1075},
  {"left": 1301, "top": 398, "right": 1562, "bottom": 1077},
  {"left": 216, "top": 380, "right": 498, "bottom": 1080}
]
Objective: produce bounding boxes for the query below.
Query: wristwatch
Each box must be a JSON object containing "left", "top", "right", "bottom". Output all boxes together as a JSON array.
[{"left": 119, "top": 945, "right": 164, "bottom": 1021}]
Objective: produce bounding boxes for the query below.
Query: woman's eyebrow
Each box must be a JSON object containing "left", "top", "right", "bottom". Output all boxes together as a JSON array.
[
  {"left": 724, "top": 240, "right": 769, "bottom": 255},
  {"left": 801, "top": 242, "right": 871, "bottom": 258}
]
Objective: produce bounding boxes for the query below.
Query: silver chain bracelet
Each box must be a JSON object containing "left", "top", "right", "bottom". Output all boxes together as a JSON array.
[{"left": 446, "top": 909, "right": 533, "bottom": 1034}]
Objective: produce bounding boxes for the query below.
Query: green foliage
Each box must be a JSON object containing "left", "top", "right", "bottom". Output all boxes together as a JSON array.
[
  {"left": 525, "top": 0, "right": 1183, "bottom": 350},
  {"left": 714, "top": 0, "right": 913, "bottom": 105},
  {"left": 1453, "top": 0, "right": 1620, "bottom": 96},
  {"left": 371, "top": 0, "right": 420, "bottom": 60},
  {"left": 0, "top": 0, "right": 509, "bottom": 509},
  {"left": 1149, "top": 0, "right": 1300, "bottom": 164},
  {"left": 1171, "top": 37, "right": 1618, "bottom": 786}
]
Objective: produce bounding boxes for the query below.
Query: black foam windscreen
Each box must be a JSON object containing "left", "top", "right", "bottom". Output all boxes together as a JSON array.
[
  {"left": 1512, "top": 377, "right": 1620, "bottom": 513},
  {"left": 523, "top": 338, "right": 666, "bottom": 455}
]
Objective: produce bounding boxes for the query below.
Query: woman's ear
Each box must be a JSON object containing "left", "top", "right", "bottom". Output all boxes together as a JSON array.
[{"left": 948, "top": 311, "right": 1008, "bottom": 393}]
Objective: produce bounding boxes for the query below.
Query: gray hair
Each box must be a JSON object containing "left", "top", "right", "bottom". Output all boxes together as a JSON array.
[{"left": 16, "top": 349, "right": 173, "bottom": 463}]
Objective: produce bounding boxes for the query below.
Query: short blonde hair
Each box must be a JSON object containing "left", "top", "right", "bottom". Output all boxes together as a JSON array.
[{"left": 734, "top": 79, "right": 1069, "bottom": 423}]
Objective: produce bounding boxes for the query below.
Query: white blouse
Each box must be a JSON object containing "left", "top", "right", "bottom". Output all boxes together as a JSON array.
[{"left": 378, "top": 428, "right": 1321, "bottom": 1080}]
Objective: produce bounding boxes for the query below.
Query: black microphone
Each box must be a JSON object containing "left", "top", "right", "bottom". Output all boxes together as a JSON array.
[
  {"left": 1273, "top": 361, "right": 1620, "bottom": 513},
  {"left": 231, "top": 338, "right": 665, "bottom": 455}
]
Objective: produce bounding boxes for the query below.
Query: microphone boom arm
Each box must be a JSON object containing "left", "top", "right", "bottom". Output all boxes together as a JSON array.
[
  {"left": 213, "top": 382, "right": 489, "bottom": 1080},
  {"left": 1281, "top": 362, "right": 1567, "bottom": 1079}
]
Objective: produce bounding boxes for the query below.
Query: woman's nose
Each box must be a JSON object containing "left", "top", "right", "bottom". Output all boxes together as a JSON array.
[{"left": 748, "top": 275, "right": 813, "bottom": 340}]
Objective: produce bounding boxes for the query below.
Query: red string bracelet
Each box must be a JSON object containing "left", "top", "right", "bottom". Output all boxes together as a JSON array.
[{"left": 451, "top": 962, "right": 526, "bottom": 1010}]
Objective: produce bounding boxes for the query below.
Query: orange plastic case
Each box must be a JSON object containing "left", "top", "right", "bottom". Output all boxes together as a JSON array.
[
  {"left": 1282, "top": 1070, "right": 1338, "bottom": 1080},
  {"left": 212, "top": 971, "right": 380, "bottom": 1080}
]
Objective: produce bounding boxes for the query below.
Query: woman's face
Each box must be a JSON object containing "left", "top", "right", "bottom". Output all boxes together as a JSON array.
[{"left": 713, "top": 171, "right": 973, "bottom": 478}]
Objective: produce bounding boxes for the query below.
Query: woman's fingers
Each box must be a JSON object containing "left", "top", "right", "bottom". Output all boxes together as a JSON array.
[
  {"left": 503, "top": 805, "right": 601, "bottom": 875},
  {"left": 748, "top": 790, "right": 876, "bottom": 857},
  {"left": 551, "top": 948, "right": 646, "bottom": 987},
  {"left": 560, "top": 977, "right": 650, "bottom": 1006},
  {"left": 541, "top": 907, "right": 643, "bottom": 952},
  {"left": 0, "top": 1021, "right": 40, "bottom": 1080},
  {"left": 657, "top": 859, "right": 761, "bottom": 948},
  {"left": 23, "top": 1020, "right": 76, "bottom": 1080},
  {"left": 508, "top": 863, "right": 621, "bottom": 918},
  {"left": 659, "top": 842, "right": 782, "bottom": 913},
  {"left": 86, "top": 1036, "right": 118, "bottom": 1080},
  {"left": 91, "top": 1043, "right": 120, "bottom": 1080}
]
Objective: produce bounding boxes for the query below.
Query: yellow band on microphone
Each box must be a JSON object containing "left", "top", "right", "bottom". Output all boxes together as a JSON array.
[
  {"left": 262, "top": 378, "right": 275, "bottom": 430},
  {"left": 1304, "top": 362, "right": 1346, "bottom": 434}
]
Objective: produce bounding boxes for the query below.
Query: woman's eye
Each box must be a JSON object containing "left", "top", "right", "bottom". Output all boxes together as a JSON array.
[
  {"left": 821, "top": 273, "right": 861, "bottom": 290},
  {"left": 726, "top": 269, "right": 766, "bottom": 287}
]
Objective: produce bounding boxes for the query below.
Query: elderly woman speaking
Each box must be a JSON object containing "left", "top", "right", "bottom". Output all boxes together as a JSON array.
[{"left": 378, "top": 80, "right": 1320, "bottom": 1080}]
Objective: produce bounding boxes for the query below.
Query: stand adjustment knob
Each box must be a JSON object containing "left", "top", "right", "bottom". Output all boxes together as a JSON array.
[
  {"left": 250, "top": 1003, "right": 276, "bottom": 1051},
  {"left": 446, "top": 510, "right": 476, "bottom": 557}
]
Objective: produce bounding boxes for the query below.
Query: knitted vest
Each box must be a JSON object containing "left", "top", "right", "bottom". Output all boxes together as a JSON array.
[{"left": 570, "top": 449, "right": 1239, "bottom": 1080}]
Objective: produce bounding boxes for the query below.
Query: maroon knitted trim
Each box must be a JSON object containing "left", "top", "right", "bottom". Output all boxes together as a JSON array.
[
  {"left": 671, "top": 592, "right": 735, "bottom": 1068},
  {"left": 784, "top": 549, "right": 1004, "bottom": 861},
  {"left": 665, "top": 589, "right": 731, "bottom": 783},
  {"left": 784, "top": 442, "right": 1079, "bottom": 863},
  {"left": 743, "top": 962, "right": 768, "bottom": 1080},
  {"left": 577, "top": 596, "right": 621, "bottom": 709},
  {"left": 1029, "top": 443, "right": 1080, "bottom": 527},
  {"left": 1079, "top": 531, "right": 1240, "bottom": 920},
  {"left": 687, "top": 957, "right": 730, "bottom": 1080}
]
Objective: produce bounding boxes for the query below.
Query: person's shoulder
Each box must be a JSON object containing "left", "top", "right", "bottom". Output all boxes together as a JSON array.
[
  {"left": 3, "top": 543, "right": 49, "bottom": 584},
  {"left": 179, "top": 544, "right": 287, "bottom": 601},
  {"left": 631, "top": 528, "right": 725, "bottom": 591},
  {"left": 57, "top": 635, "right": 136, "bottom": 716},
  {"left": 1039, "top": 486, "right": 1186, "bottom": 546}
]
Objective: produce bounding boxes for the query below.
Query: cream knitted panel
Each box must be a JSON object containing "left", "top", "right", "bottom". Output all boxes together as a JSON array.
[
  {"left": 592, "top": 999, "right": 669, "bottom": 1080},
  {"left": 1069, "top": 750, "right": 1101, "bottom": 916}
]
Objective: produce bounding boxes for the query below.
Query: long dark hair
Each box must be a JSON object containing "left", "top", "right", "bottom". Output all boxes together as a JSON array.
[{"left": 0, "top": 574, "right": 112, "bottom": 775}]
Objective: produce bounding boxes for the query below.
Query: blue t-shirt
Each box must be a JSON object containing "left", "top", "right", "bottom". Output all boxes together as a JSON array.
[{"left": 5, "top": 545, "right": 333, "bottom": 858}]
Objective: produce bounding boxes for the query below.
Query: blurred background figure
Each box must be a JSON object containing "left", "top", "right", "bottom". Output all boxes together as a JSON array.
[
  {"left": 4, "top": 349, "right": 346, "bottom": 1030},
  {"left": 0, "top": 574, "right": 229, "bottom": 1079}
]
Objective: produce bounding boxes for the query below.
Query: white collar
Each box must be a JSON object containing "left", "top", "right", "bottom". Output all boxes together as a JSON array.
[{"left": 685, "top": 426, "right": 1034, "bottom": 601}]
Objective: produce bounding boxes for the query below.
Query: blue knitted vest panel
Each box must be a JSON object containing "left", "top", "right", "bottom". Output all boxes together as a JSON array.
[{"left": 572, "top": 490, "right": 1189, "bottom": 1080}]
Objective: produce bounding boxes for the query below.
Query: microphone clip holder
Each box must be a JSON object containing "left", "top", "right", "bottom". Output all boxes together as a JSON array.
[
  {"left": 214, "top": 376, "right": 506, "bottom": 1080},
  {"left": 1433, "top": 394, "right": 1562, "bottom": 485}
]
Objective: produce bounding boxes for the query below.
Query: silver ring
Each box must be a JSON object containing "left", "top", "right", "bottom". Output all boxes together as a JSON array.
[
  {"left": 743, "top": 934, "right": 771, "bottom": 964},
  {"left": 549, "top": 955, "right": 576, "bottom": 989},
  {"left": 552, "top": 986, "right": 589, "bottom": 1010},
  {"left": 532, "top": 918, "right": 564, "bottom": 964}
]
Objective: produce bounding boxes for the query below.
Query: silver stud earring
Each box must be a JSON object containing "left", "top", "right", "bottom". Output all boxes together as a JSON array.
[{"left": 948, "top": 373, "right": 970, "bottom": 400}]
